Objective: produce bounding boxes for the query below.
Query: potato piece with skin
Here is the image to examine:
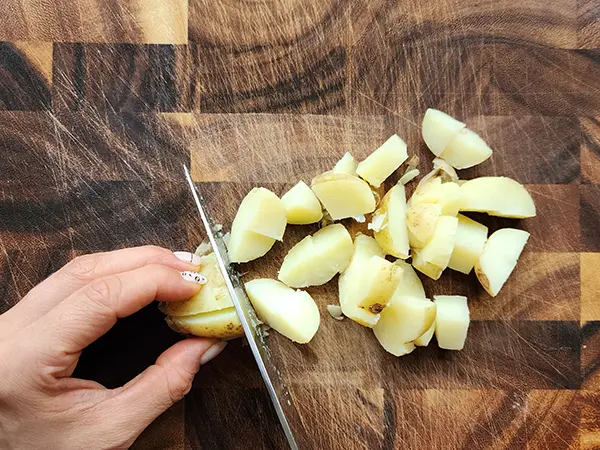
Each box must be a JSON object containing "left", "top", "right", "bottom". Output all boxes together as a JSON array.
[
  {"left": 406, "top": 203, "right": 442, "bottom": 249},
  {"left": 393, "top": 260, "right": 426, "bottom": 298},
  {"left": 374, "top": 296, "right": 436, "bottom": 356},
  {"left": 448, "top": 214, "right": 488, "bottom": 274},
  {"left": 356, "top": 256, "right": 403, "bottom": 314},
  {"left": 231, "top": 187, "right": 286, "bottom": 240},
  {"left": 245, "top": 279, "right": 320, "bottom": 344},
  {"left": 440, "top": 127, "right": 493, "bottom": 169},
  {"left": 228, "top": 229, "right": 276, "bottom": 263},
  {"left": 475, "top": 228, "right": 530, "bottom": 297},
  {"left": 356, "top": 134, "right": 409, "bottom": 188},
  {"left": 281, "top": 181, "right": 323, "bottom": 225},
  {"left": 460, "top": 177, "right": 536, "bottom": 218},
  {"left": 373, "top": 183, "right": 410, "bottom": 259},
  {"left": 414, "top": 322, "right": 435, "bottom": 347},
  {"left": 434, "top": 295, "right": 470, "bottom": 350},
  {"left": 412, "top": 250, "right": 444, "bottom": 280},
  {"left": 166, "top": 307, "right": 244, "bottom": 339},
  {"left": 278, "top": 224, "right": 353, "bottom": 288},
  {"left": 411, "top": 180, "right": 461, "bottom": 216},
  {"left": 420, "top": 216, "right": 458, "bottom": 268},
  {"left": 422, "top": 108, "right": 467, "bottom": 156},
  {"left": 311, "top": 171, "right": 376, "bottom": 220},
  {"left": 333, "top": 152, "right": 357, "bottom": 175}
]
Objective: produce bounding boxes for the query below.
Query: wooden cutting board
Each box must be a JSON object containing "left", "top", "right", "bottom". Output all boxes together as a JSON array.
[{"left": 0, "top": 1, "right": 599, "bottom": 448}]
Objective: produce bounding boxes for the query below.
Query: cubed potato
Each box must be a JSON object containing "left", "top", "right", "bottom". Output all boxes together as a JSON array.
[
  {"left": 373, "top": 296, "right": 436, "bottom": 356},
  {"left": 440, "top": 128, "right": 493, "bottom": 169},
  {"left": 420, "top": 216, "right": 459, "bottom": 268},
  {"left": 356, "top": 256, "right": 403, "bottom": 314},
  {"left": 414, "top": 322, "right": 435, "bottom": 347},
  {"left": 475, "top": 228, "right": 530, "bottom": 297},
  {"left": 356, "top": 134, "right": 409, "bottom": 188},
  {"left": 434, "top": 295, "right": 470, "bottom": 350},
  {"left": 422, "top": 108, "right": 467, "bottom": 156},
  {"left": 411, "top": 179, "right": 461, "bottom": 216},
  {"left": 459, "top": 177, "right": 536, "bottom": 218},
  {"left": 245, "top": 278, "right": 320, "bottom": 344},
  {"left": 231, "top": 187, "right": 287, "bottom": 240},
  {"left": 373, "top": 183, "right": 410, "bottom": 259},
  {"left": 227, "top": 230, "right": 276, "bottom": 264},
  {"left": 393, "top": 260, "right": 426, "bottom": 298},
  {"left": 412, "top": 250, "right": 444, "bottom": 280},
  {"left": 406, "top": 203, "right": 442, "bottom": 249},
  {"left": 278, "top": 224, "right": 353, "bottom": 288},
  {"left": 311, "top": 171, "right": 376, "bottom": 220},
  {"left": 166, "top": 307, "right": 244, "bottom": 339},
  {"left": 448, "top": 214, "right": 488, "bottom": 274},
  {"left": 281, "top": 181, "right": 323, "bottom": 225},
  {"left": 333, "top": 152, "right": 357, "bottom": 175}
]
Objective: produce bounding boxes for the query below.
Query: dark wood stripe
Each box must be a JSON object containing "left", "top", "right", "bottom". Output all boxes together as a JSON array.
[{"left": 581, "top": 185, "right": 600, "bottom": 252}]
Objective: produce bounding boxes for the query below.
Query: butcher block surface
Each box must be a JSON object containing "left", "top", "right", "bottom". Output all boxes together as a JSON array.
[{"left": 0, "top": 1, "right": 599, "bottom": 448}]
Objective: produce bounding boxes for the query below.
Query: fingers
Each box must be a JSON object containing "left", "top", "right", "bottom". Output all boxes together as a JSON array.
[{"left": 31, "top": 264, "right": 205, "bottom": 356}]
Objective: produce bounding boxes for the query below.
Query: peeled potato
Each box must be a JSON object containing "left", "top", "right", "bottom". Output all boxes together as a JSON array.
[
  {"left": 356, "top": 256, "right": 403, "bottom": 314},
  {"left": 281, "top": 181, "right": 323, "bottom": 225},
  {"left": 440, "top": 128, "right": 493, "bottom": 169},
  {"left": 411, "top": 178, "right": 461, "bottom": 216},
  {"left": 414, "top": 322, "right": 435, "bottom": 347},
  {"left": 420, "top": 216, "right": 458, "bottom": 268},
  {"left": 356, "top": 134, "right": 408, "bottom": 188},
  {"left": 434, "top": 295, "right": 470, "bottom": 350},
  {"left": 406, "top": 203, "right": 442, "bottom": 249},
  {"left": 448, "top": 214, "right": 488, "bottom": 274},
  {"left": 374, "top": 296, "right": 436, "bottom": 356},
  {"left": 393, "top": 260, "right": 426, "bottom": 298},
  {"left": 373, "top": 183, "right": 410, "bottom": 259},
  {"left": 228, "top": 230, "right": 276, "bottom": 264},
  {"left": 475, "top": 228, "right": 530, "bottom": 297},
  {"left": 278, "top": 224, "right": 353, "bottom": 288},
  {"left": 422, "top": 108, "right": 467, "bottom": 156},
  {"left": 333, "top": 152, "right": 357, "bottom": 175},
  {"left": 245, "top": 278, "right": 320, "bottom": 344},
  {"left": 460, "top": 177, "right": 536, "bottom": 218},
  {"left": 311, "top": 171, "right": 376, "bottom": 220},
  {"left": 166, "top": 307, "right": 244, "bottom": 339}
]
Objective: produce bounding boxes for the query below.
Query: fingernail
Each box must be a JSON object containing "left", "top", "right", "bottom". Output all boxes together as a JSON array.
[
  {"left": 174, "top": 251, "right": 203, "bottom": 266},
  {"left": 199, "top": 341, "right": 227, "bottom": 365},
  {"left": 181, "top": 271, "right": 207, "bottom": 285}
]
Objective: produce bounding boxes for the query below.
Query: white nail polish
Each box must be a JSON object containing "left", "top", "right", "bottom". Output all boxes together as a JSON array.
[
  {"left": 174, "top": 251, "right": 203, "bottom": 266},
  {"left": 200, "top": 341, "right": 227, "bottom": 365},
  {"left": 181, "top": 271, "right": 207, "bottom": 285}
]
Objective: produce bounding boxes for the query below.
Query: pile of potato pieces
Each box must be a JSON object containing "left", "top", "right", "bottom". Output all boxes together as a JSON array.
[{"left": 164, "top": 109, "right": 536, "bottom": 357}]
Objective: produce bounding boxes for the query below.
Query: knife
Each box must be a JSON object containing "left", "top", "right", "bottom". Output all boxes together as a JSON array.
[{"left": 183, "top": 165, "right": 300, "bottom": 450}]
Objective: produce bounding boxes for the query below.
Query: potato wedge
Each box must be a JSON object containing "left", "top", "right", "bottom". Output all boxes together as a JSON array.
[
  {"left": 414, "top": 322, "right": 435, "bottom": 347},
  {"left": 227, "top": 230, "right": 276, "bottom": 264},
  {"left": 422, "top": 108, "right": 467, "bottom": 156},
  {"left": 281, "top": 181, "right": 323, "bottom": 225},
  {"left": 356, "top": 134, "right": 408, "bottom": 188},
  {"left": 166, "top": 307, "right": 244, "bottom": 339},
  {"left": 311, "top": 171, "right": 376, "bottom": 220},
  {"left": 373, "top": 183, "right": 410, "bottom": 259},
  {"left": 459, "top": 177, "right": 536, "bottom": 218},
  {"left": 231, "top": 187, "right": 287, "bottom": 240},
  {"left": 434, "top": 295, "right": 470, "bottom": 350},
  {"left": 333, "top": 152, "right": 357, "bottom": 175},
  {"left": 356, "top": 256, "right": 403, "bottom": 314},
  {"left": 245, "top": 278, "right": 320, "bottom": 344},
  {"left": 448, "top": 214, "right": 488, "bottom": 275},
  {"left": 406, "top": 203, "right": 442, "bottom": 249},
  {"left": 412, "top": 250, "right": 444, "bottom": 280},
  {"left": 393, "top": 260, "right": 426, "bottom": 298},
  {"left": 440, "top": 127, "right": 493, "bottom": 169},
  {"left": 420, "top": 215, "right": 458, "bottom": 268}
]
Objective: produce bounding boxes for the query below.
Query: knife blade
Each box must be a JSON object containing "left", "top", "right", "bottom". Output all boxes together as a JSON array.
[{"left": 183, "top": 165, "right": 300, "bottom": 450}]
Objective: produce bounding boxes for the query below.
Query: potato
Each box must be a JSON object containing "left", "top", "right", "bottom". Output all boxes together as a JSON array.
[
  {"left": 393, "top": 260, "right": 426, "bottom": 298},
  {"left": 448, "top": 214, "right": 488, "bottom": 275},
  {"left": 373, "top": 296, "right": 436, "bottom": 356},
  {"left": 460, "top": 177, "right": 536, "bottom": 218},
  {"left": 475, "top": 228, "right": 530, "bottom": 297},
  {"left": 227, "top": 230, "right": 276, "bottom": 263},
  {"left": 356, "top": 256, "right": 403, "bottom": 314},
  {"left": 278, "top": 224, "right": 353, "bottom": 288},
  {"left": 406, "top": 203, "right": 442, "bottom": 248},
  {"left": 281, "top": 181, "right": 323, "bottom": 225},
  {"left": 333, "top": 152, "right": 357, "bottom": 175},
  {"left": 432, "top": 157, "right": 459, "bottom": 182},
  {"left": 166, "top": 307, "right": 244, "bottom": 339},
  {"left": 422, "top": 108, "right": 466, "bottom": 156},
  {"left": 412, "top": 250, "right": 444, "bottom": 280},
  {"left": 434, "top": 295, "right": 470, "bottom": 350},
  {"left": 411, "top": 179, "right": 461, "bottom": 216},
  {"left": 373, "top": 183, "right": 410, "bottom": 259},
  {"left": 414, "top": 322, "right": 435, "bottom": 347},
  {"left": 311, "top": 171, "right": 376, "bottom": 220},
  {"left": 245, "top": 278, "right": 320, "bottom": 344},
  {"left": 440, "top": 128, "right": 493, "bottom": 169},
  {"left": 356, "top": 134, "right": 408, "bottom": 188},
  {"left": 420, "top": 215, "right": 458, "bottom": 268},
  {"left": 339, "top": 234, "right": 385, "bottom": 327}
]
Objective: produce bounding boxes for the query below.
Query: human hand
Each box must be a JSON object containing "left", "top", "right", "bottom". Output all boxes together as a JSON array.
[{"left": 0, "top": 246, "right": 226, "bottom": 449}]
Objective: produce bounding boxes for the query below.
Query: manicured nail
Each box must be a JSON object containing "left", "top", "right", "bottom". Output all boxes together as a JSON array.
[
  {"left": 199, "top": 341, "right": 227, "bottom": 365},
  {"left": 174, "top": 251, "right": 203, "bottom": 266},
  {"left": 181, "top": 271, "right": 207, "bottom": 284}
]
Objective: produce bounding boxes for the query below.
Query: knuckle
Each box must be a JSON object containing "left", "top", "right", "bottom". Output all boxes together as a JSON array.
[
  {"left": 85, "top": 276, "right": 122, "bottom": 313},
  {"left": 166, "top": 366, "right": 194, "bottom": 403},
  {"left": 64, "top": 254, "right": 100, "bottom": 280}
]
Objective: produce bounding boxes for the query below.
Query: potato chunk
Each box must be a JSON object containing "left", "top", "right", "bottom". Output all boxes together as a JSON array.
[
  {"left": 419, "top": 216, "right": 459, "bottom": 268},
  {"left": 356, "top": 134, "right": 408, "bottom": 188},
  {"left": 414, "top": 322, "right": 435, "bottom": 347},
  {"left": 166, "top": 307, "right": 244, "bottom": 339},
  {"left": 281, "top": 181, "right": 323, "bottom": 225},
  {"left": 460, "top": 177, "right": 536, "bottom": 218},
  {"left": 448, "top": 214, "right": 488, "bottom": 274},
  {"left": 411, "top": 179, "right": 461, "bottom": 216},
  {"left": 422, "top": 108, "right": 466, "bottom": 156},
  {"left": 333, "top": 152, "right": 357, "bottom": 175},
  {"left": 373, "top": 183, "right": 410, "bottom": 259},
  {"left": 356, "top": 256, "right": 403, "bottom": 314},
  {"left": 440, "top": 128, "right": 493, "bottom": 169},
  {"left": 406, "top": 203, "right": 442, "bottom": 249},
  {"left": 311, "top": 171, "right": 376, "bottom": 220},
  {"left": 412, "top": 250, "right": 444, "bottom": 281},
  {"left": 434, "top": 295, "right": 470, "bottom": 350},
  {"left": 278, "top": 224, "right": 353, "bottom": 288},
  {"left": 475, "top": 228, "right": 530, "bottom": 296},
  {"left": 245, "top": 278, "right": 320, "bottom": 344},
  {"left": 393, "top": 260, "right": 426, "bottom": 298},
  {"left": 228, "top": 230, "right": 276, "bottom": 264}
]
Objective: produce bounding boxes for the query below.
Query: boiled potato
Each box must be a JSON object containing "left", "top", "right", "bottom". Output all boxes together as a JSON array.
[
  {"left": 245, "top": 278, "right": 320, "bottom": 344},
  {"left": 333, "top": 152, "right": 357, "bottom": 175},
  {"left": 412, "top": 250, "right": 444, "bottom": 280},
  {"left": 311, "top": 171, "right": 376, "bottom": 220},
  {"left": 419, "top": 216, "right": 458, "bottom": 268},
  {"left": 278, "top": 224, "right": 353, "bottom": 288},
  {"left": 440, "top": 128, "right": 493, "bottom": 169},
  {"left": 356, "top": 134, "right": 408, "bottom": 188},
  {"left": 281, "top": 181, "right": 323, "bottom": 225},
  {"left": 460, "top": 177, "right": 536, "bottom": 218},
  {"left": 422, "top": 108, "right": 466, "bottom": 156},
  {"left": 475, "top": 228, "right": 530, "bottom": 297},
  {"left": 166, "top": 307, "right": 244, "bottom": 339},
  {"left": 373, "top": 183, "right": 410, "bottom": 259},
  {"left": 432, "top": 157, "right": 459, "bottom": 182},
  {"left": 356, "top": 256, "right": 403, "bottom": 314},
  {"left": 414, "top": 322, "right": 435, "bottom": 347},
  {"left": 447, "top": 214, "right": 488, "bottom": 275},
  {"left": 227, "top": 230, "right": 276, "bottom": 264},
  {"left": 374, "top": 296, "right": 436, "bottom": 356},
  {"left": 393, "top": 260, "right": 426, "bottom": 298},
  {"left": 339, "top": 234, "right": 386, "bottom": 327},
  {"left": 434, "top": 295, "right": 470, "bottom": 350},
  {"left": 411, "top": 178, "right": 461, "bottom": 216},
  {"left": 406, "top": 203, "right": 442, "bottom": 249}
]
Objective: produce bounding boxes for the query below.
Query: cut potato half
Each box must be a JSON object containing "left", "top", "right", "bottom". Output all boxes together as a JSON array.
[
  {"left": 434, "top": 295, "right": 470, "bottom": 350},
  {"left": 448, "top": 214, "right": 488, "bottom": 275},
  {"left": 356, "top": 134, "right": 408, "bottom": 188},
  {"left": 356, "top": 256, "right": 403, "bottom": 314},
  {"left": 420, "top": 216, "right": 458, "bottom": 268},
  {"left": 166, "top": 307, "right": 243, "bottom": 339},
  {"left": 440, "top": 127, "right": 493, "bottom": 169},
  {"left": 228, "top": 229, "right": 276, "bottom": 263},
  {"left": 406, "top": 203, "right": 442, "bottom": 249},
  {"left": 311, "top": 171, "right": 376, "bottom": 220},
  {"left": 281, "top": 181, "right": 323, "bottom": 225},
  {"left": 414, "top": 322, "right": 435, "bottom": 347},
  {"left": 245, "top": 279, "right": 320, "bottom": 344},
  {"left": 373, "top": 183, "right": 410, "bottom": 259},
  {"left": 422, "top": 108, "right": 467, "bottom": 156},
  {"left": 475, "top": 228, "right": 530, "bottom": 297},
  {"left": 333, "top": 152, "right": 357, "bottom": 175},
  {"left": 460, "top": 177, "right": 536, "bottom": 218}
]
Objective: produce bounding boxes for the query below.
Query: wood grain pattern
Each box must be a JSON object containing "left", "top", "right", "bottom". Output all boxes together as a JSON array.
[{"left": 581, "top": 253, "right": 600, "bottom": 321}]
